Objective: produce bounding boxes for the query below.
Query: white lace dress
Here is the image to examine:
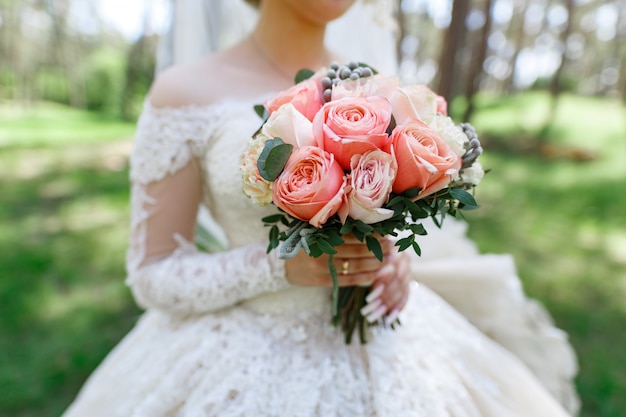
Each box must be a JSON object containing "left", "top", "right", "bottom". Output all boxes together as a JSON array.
[{"left": 62, "top": 98, "right": 579, "bottom": 417}]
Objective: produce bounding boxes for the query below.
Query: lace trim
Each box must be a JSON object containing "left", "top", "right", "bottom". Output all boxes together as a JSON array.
[
  {"left": 127, "top": 102, "right": 223, "bottom": 274},
  {"left": 130, "top": 101, "right": 224, "bottom": 185},
  {"left": 126, "top": 236, "right": 289, "bottom": 316}
]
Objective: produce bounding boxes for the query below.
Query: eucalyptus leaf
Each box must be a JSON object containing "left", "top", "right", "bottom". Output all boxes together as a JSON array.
[
  {"left": 316, "top": 238, "right": 338, "bottom": 255},
  {"left": 396, "top": 236, "right": 414, "bottom": 252},
  {"left": 262, "top": 214, "right": 285, "bottom": 224},
  {"left": 366, "top": 236, "right": 383, "bottom": 262},
  {"left": 340, "top": 220, "right": 354, "bottom": 235},
  {"left": 295, "top": 68, "right": 315, "bottom": 84},
  {"left": 402, "top": 188, "right": 422, "bottom": 199},
  {"left": 450, "top": 188, "right": 478, "bottom": 208},
  {"left": 411, "top": 241, "right": 422, "bottom": 256},
  {"left": 257, "top": 137, "right": 294, "bottom": 181},
  {"left": 355, "top": 221, "right": 374, "bottom": 234},
  {"left": 254, "top": 104, "right": 268, "bottom": 120}
]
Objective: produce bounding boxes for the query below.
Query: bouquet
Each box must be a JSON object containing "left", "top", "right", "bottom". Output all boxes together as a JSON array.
[{"left": 240, "top": 62, "right": 484, "bottom": 344}]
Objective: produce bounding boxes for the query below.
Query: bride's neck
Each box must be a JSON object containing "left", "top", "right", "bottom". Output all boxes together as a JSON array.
[{"left": 251, "top": 7, "right": 330, "bottom": 79}]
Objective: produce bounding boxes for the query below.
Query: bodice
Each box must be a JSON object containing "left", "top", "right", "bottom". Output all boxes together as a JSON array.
[{"left": 198, "top": 99, "right": 278, "bottom": 248}]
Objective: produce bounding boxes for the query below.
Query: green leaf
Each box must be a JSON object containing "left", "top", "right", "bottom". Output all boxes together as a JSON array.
[
  {"left": 295, "top": 68, "right": 315, "bottom": 84},
  {"left": 354, "top": 220, "right": 374, "bottom": 234},
  {"left": 357, "top": 62, "right": 378, "bottom": 74},
  {"left": 366, "top": 236, "right": 383, "bottom": 262},
  {"left": 307, "top": 243, "right": 323, "bottom": 258},
  {"left": 411, "top": 241, "right": 422, "bottom": 256},
  {"left": 386, "top": 195, "right": 404, "bottom": 207},
  {"left": 396, "top": 236, "right": 414, "bottom": 252},
  {"left": 316, "top": 238, "right": 338, "bottom": 255},
  {"left": 408, "top": 223, "right": 427, "bottom": 235},
  {"left": 449, "top": 187, "right": 478, "bottom": 208},
  {"left": 262, "top": 214, "right": 285, "bottom": 224},
  {"left": 339, "top": 220, "right": 354, "bottom": 235},
  {"left": 269, "top": 225, "right": 279, "bottom": 244},
  {"left": 254, "top": 104, "right": 268, "bottom": 120},
  {"left": 326, "top": 230, "right": 345, "bottom": 247},
  {"left": 257, "top": 138, "right": 294, "bottom": 181},
  {"left": 401, "top": 188, "right": 422, "bottom": 199}
]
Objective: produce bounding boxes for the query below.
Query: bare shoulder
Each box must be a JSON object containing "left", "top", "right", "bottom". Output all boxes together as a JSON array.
[{"left": 148, "top": 55, "right": 227, "bottom": 108}]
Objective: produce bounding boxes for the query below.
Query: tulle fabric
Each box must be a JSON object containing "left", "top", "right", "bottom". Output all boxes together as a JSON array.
[{"left": 62, "top": 99, "right": 578, "bottom": 416}]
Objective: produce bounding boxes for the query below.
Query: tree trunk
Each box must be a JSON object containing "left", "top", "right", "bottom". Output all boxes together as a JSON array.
[
  {"left": 504, "top": 0, "right": 531, "bottom": 93},
  {"left": 463, "top": 0, "right": 494, "bottom": 122},
  {"left": 549, "top": 0, "right": 574, "bottom": 100},
  {"left": 542, "top": 0, "right": 575, "bottom": 141},
  {"left": 437, "top": 0, "right": 470, "bottom": 102}
]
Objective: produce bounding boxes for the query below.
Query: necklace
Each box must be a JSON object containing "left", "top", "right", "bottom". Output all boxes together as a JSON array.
[{"left": 248, "top": 34, "right": 329, "bottom": 83}]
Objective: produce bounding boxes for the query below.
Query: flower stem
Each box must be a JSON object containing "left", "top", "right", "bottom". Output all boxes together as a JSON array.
[{"left": 328, "top": 254, "right": 339, "bottom": 318}]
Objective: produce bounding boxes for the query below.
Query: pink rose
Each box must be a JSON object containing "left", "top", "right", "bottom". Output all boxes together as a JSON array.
[
  {"left": 272, "top": 146, "right": 346, "bottom": 228},
  {"left": 339, "top": 150, "right": 397, "bottom": 224},
  {"left": 384, "top": 121, "right": 461, "bottom": 199},
  {"left": 313, "top": 96, "right": 392, "bottom": 171},
  {"left": 264, "top": 78, "right": 324, "bottom": 121},
  {"left": 390, "top": 85, "right": 447, "bottom": 125}
]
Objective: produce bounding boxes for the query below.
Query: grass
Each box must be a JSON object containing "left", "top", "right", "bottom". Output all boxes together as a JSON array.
[
  {"left": 0, "top": 95, "right": 625, "bottom": 416},
  {"left": 457, "top": 91, "right": 626, "bottom": 416}
]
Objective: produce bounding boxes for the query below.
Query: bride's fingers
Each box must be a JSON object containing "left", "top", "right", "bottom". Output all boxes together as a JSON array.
[
  {"left": 334, "top": 236, "right": 396, "bottom": 257},
  {"left": 333, "top": 256, "right": 387, "bottom": 275},
  {"left": 370, "top": 252, "right": 410, "bottom": 311}
]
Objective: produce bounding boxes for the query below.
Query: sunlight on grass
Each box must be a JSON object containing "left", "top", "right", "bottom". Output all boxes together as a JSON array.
[{"left": 0, "top": 101, "right": 136, "bottom": 146}]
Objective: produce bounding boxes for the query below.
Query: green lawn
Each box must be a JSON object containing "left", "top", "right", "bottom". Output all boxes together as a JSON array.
[{"left": 1, "top": 95, "right": 625, "bottom": 416}]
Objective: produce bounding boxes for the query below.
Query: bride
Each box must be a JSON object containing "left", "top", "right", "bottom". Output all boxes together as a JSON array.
[{"left": 63, "top": 0, "right": 579, "bottom": 415}]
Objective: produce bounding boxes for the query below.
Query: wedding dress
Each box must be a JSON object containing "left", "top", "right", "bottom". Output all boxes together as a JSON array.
[
  {"left": 62, "top": 1, "right": 579, "bottom": 415},
  {"left": 61, "top": 92, "right": 579, "bottom": 416}
]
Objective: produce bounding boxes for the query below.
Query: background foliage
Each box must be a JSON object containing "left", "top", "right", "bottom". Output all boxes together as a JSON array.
[{"left": 0, "top": 0, "right": 625, "bottom": 416}]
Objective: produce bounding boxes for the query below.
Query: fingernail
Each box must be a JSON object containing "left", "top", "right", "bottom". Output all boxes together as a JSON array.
[
  {"left": 376, "top": 264, "right": 394, "bottom": 278},
  {"left": 365, "top": 284, "right": 385, "bottom": 303},
  {"left": 385, "top": 309, "right": 400, "bottom": 325},
  {"left": 360, "top": 298, "right": 382, "bottom": 316},
  {"left": 357, "top": 280, "right": 373, "bottom": 288},
  {"left": 366, "top": 305, "right": 387, "bottom": 323}
]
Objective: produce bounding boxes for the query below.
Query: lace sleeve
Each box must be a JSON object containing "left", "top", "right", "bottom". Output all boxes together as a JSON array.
[{"left": 125, "top": 102, "right": 290, "bottom": 316}]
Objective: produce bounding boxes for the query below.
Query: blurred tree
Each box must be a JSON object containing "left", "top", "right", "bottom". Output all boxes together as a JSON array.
[
  {"left": 463, "top": 0, "right": 495, "bottom": 121},
  {"left": 46, "top": 0, "right": 86, "bottom": 108},
  {"left": 120, "top": 2, "right": 157, "bottom": 120},
  {"left": 503, "top": 0, "right": 531, "bottom": 93},
  {"left": 437, "top": 0, "right": 470, "bottom": 102}
]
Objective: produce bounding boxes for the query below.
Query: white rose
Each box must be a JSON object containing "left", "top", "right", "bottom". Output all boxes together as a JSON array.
[
  {"left": 240, "top": 133, "right": 273, "bottom": 206},
  {"left": 428, "top": 114, "right": 467, "bottom": 156},
  {"left": 262, "top": 103, "right": 316, "bottom": 149},
  {"left": 390, "top": 84, "right": 439, "bottom": 125},
  {"left": 458, "top": 161, "right": 484, "bottom": 186}
]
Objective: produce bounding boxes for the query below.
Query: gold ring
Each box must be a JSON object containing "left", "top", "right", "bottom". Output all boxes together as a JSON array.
[{"left": 341, "top": 260, "right": 350, "bottom": 275}]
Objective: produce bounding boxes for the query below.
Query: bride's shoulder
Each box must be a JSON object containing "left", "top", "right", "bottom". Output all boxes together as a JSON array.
[{"left": 148, "top": 50, "right": 248, "bottom": 109}]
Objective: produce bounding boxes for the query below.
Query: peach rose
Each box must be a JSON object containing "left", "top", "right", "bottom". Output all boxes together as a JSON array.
[
  {"left": 313, "top": 96, "right": 392, "bottom": 170},
  {"left": 262, "top": 103, "right": 316, "bottom": 149},
  {"left": 264, "top": 78, "right": 324, "bottom": 121},
  {"left": 272, "top": 146, "right": 346, "bottom": 228},
  {"left": 340, "top": 150, "right": 397, "bottom": 224},
  {"left": 384, "top": 121, "right": 461, "bottom": 199},
  {"left": 390, "top": 85, "right": 447, "bottom": 125}
]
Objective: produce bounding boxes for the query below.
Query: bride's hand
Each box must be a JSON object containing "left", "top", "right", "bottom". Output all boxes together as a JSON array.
[{"left": 284, "top": 235, "right": 411, "bottom": 321}]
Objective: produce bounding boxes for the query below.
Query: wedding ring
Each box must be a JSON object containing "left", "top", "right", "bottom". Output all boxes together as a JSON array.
[{"left": 341, "top": 260, "right": 350, "bottom": 275}]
